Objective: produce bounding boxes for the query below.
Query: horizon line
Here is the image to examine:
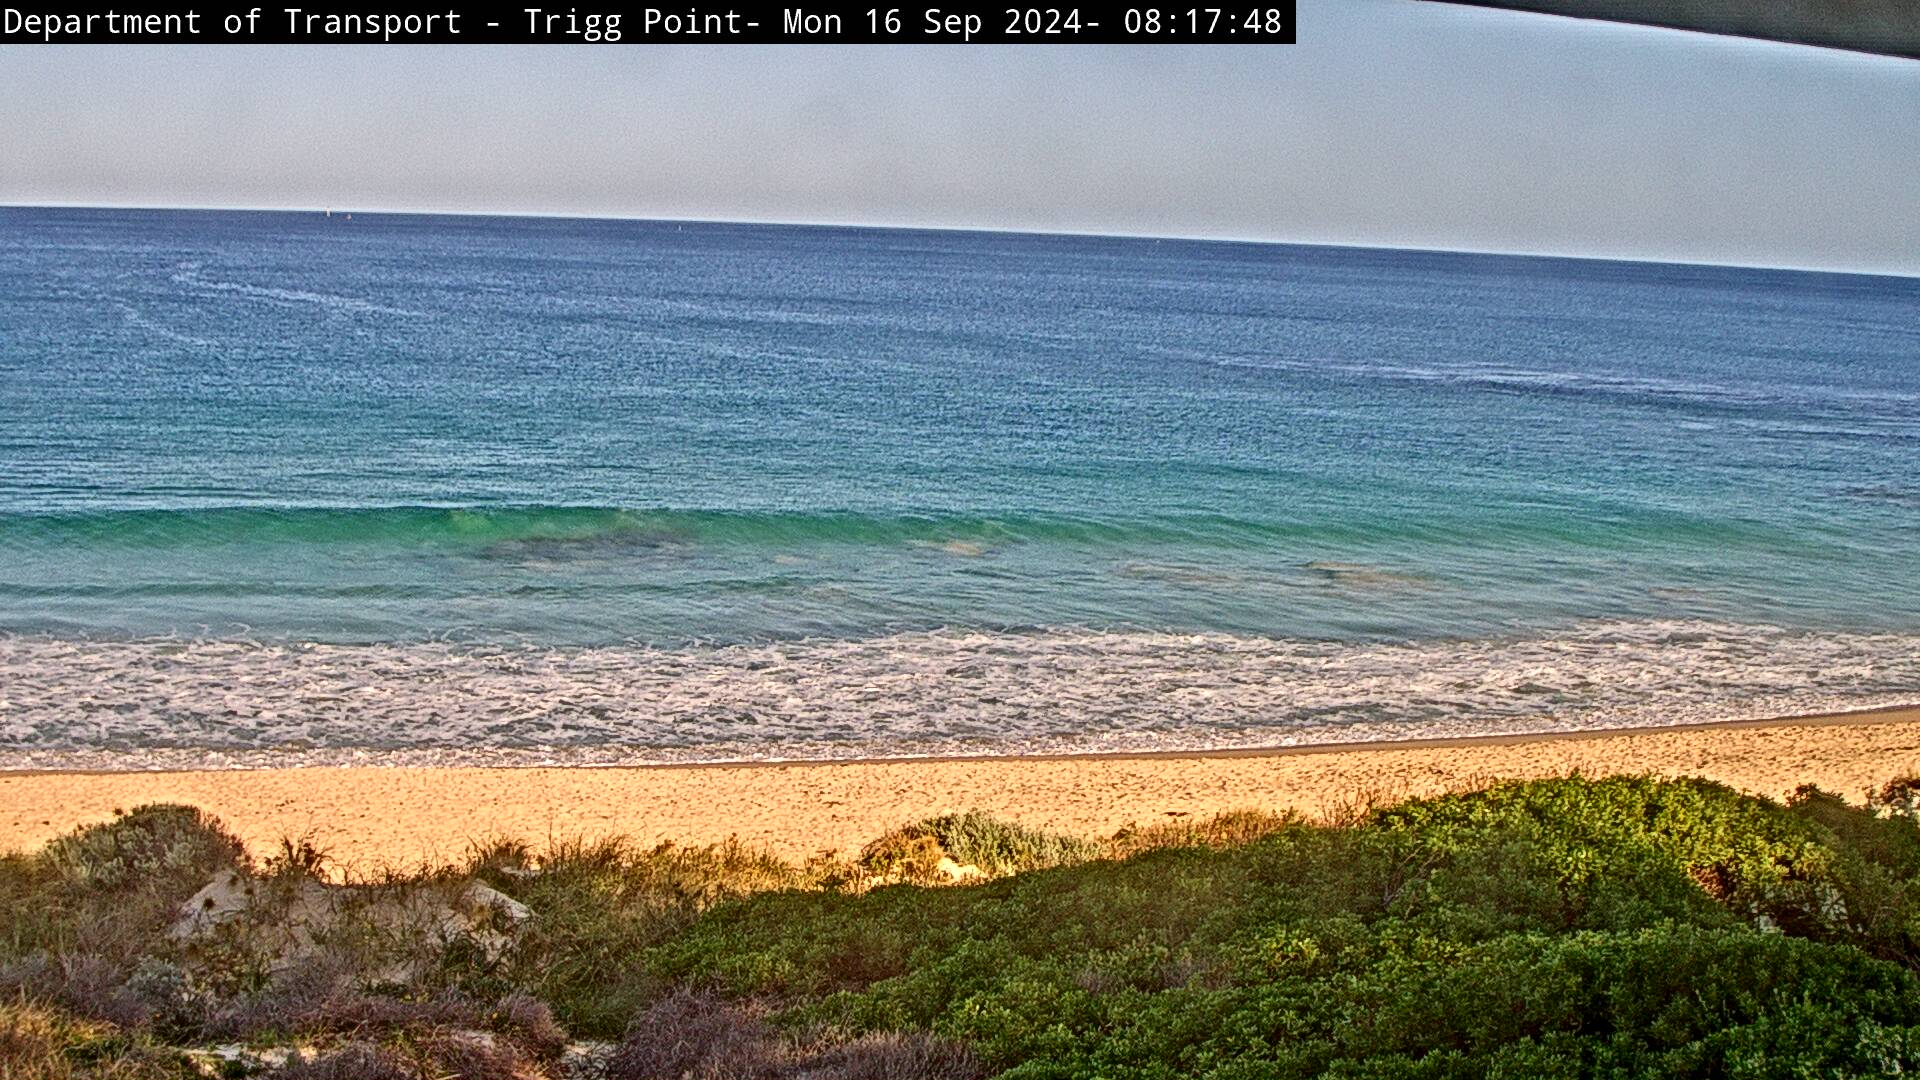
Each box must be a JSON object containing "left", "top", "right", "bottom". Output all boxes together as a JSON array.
[{"left": 5, "top": 200, "right": 1916, "bottom": 282}]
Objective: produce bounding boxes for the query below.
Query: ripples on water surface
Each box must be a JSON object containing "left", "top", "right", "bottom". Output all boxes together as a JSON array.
[{"left": 2, "top": 208, "right": 1917, "bottom": 767}]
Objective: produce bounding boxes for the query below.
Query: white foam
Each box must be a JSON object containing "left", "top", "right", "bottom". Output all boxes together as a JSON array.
[
  {"left": 3, "top": 620, "right": 1917, "bottom": 771},
  {"left": 169, "top": 264, "right": 428, "bottom": 319}
]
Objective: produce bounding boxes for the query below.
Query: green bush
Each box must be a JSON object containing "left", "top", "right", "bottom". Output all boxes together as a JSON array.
[
  {"left": 860, "top": 812, "right": 1099, "bottom": 881},
  {"left": 638, "top": 777, "right": 1920, "bottom": 1077},
  {"left": 485, "top": 835, "right": 827, "bottom": 1037},
  {"left": 12, "top": 776, "right": 1920, "bottom": 1077},
  {"left": 1, "top": 805, "right": 245, "bottom": 966},
  {"left": 42, "top": 806, "right": 246, "bottom": 895}
]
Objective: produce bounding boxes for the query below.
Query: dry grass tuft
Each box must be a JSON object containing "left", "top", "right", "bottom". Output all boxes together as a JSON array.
[
  {"left": 485, "top": 994, "right": 566, "bottom": 1062},
  {"left": 1106, "top": 809, "right": 1295, "bottom": 858},
  {"left": 605, "top": 989, "right": 783, "bottom": 1080},
  {"left": 0, "top": 1000, "right": 192, "bottom": 1080},
  {"left": 604, "top": 990, "right": 980, "bottom": 1080},
  {"left": 1871, "top": 775, "right": 1920, "bottom": 817},
  {"left": 801, "top": 1030, "right": 985, "bottom": 1080}
]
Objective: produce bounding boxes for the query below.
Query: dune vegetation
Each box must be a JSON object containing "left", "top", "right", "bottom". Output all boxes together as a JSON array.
[{"left": 7, "top": 774, "right": 1920, "bottom": 1078}]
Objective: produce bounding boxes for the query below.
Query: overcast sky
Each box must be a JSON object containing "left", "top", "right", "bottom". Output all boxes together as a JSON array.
[{"left": 2, "top": 0, "right": 1916, "bottom": 274}]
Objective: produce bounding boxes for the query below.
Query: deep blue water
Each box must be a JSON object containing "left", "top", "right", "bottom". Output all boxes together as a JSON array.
[{"left": 2, "top": 207, "right": 1916, "bottom": 765}]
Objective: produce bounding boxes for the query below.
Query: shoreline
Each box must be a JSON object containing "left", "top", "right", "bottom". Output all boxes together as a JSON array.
[
  {"left": 7, "top": 700, "right": 1920, "bottom": 778},
  {"left": 6, "top": 705, "right": 1920, "bottom": 869}
]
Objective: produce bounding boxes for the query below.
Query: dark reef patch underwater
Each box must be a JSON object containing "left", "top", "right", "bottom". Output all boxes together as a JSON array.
[{"left": 10, "top": 774, "right": 1920, "bottom": 1077}]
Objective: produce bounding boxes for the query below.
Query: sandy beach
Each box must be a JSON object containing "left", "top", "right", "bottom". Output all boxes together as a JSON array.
[{"left": 6, "top": 706, "right": 1920, "bottom": 871}]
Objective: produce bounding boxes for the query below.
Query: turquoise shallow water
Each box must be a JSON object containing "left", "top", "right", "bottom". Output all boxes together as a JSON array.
[{"left": 1, "top": 208, "right": 1917, "bottom": 765}]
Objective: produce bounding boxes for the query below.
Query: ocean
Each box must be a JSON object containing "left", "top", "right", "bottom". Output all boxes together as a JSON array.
[{"left": 3, "top": 206, "right": 1918, "bottom": 768}]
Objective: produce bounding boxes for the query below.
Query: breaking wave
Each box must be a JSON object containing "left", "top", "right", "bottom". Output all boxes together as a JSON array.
[
  {"left": 4, "top": 620, "right": 1917, "bottom": 770},
  {"left": 0, "top": 502, "right": 1821, "bottom": 555}
]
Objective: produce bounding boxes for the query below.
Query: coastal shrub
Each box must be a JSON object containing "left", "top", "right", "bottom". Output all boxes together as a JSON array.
[
  {"left": 281, "top": 988, "right": 480, "bottom": 1036},
  {"left": 206, "top": 979, "right": 565, "bottom": 1068},
  {"left": 605, "top": 989, "right": 785, "bottom": 1079},
  {"left": 460, "top": 839, "right": 535, "bottom": 877},
  {"left": 1354, "top": 776, "right": 1819, "bottom": 936},
  {"left": 234, "top": 994, "right": 553, "bottom": 1080},
  {"left": 270, "top": 1043, "right": 414, "bottom": 1080},
  {"left": 261, "top": 836, "right": 331, "bottom": 881},
  {"left": 201, "top": 959, "right": 354, "bottom": 1041},
  {"left": 1106, "top": 810, "right": 1294, "bottom": 859},
  {"left": 1782, "top": 782, "right": 1920, "bottom": 964},
  {"left": 860, "top": 812, "right": 1098, "bottom": 881},
  {"left": 400, "top": 1029, "right": 539, "bottom": 1080},
  {"left": 482, "top": 994, "right": 566, "bottom": 1063},
  {"left": 15, "top": 775, "right": 1920, "bottom": 1076},
  {"left": 859, "top": 832, "right": 946, "bottom": 884},
  {"left": 0, "top": 1002, "right": 76, "bottom": 1080},
  {"left": 1870, "top": 775, "right": 1920, "bottom": 818},
  {"left": 654, "top": 842, "right": 1266, "bottom": 1003},
  {"left": 0, "top": 808, "right": 240, "bottom": 1040},
  {"left": 638, "top": 777, "right": 1920, "bottom": 1076},
  {"left": 0, "top": 953, "right": 227, "bottom": 1040},
  {"left": 488, "top": 836, "right": 822, "bottom": 1038},
  {"left": 0, "top": 955, "right": 144, "bottom": 1030},
  {"left": 777, "top": 916, "right": 1920, "bottom": 1077},
  {"left": 42, "top": 806, "right": 246, "bottom": 895},
  {"left": 0, "top": 806, "right": 245, "bottom": 966},
  {"left": 603, "top": 989, "right": 980, "bottom": 1080},
  {"left": 799, "top": 1030, "right": 985, "bottom": 1080},
  {"left": 0, "top": 1000, "right": 198, "bottom": 1080}
]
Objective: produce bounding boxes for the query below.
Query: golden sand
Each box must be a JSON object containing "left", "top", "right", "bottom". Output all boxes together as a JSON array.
[{"left": 5, "top": 707, "right": 1919, "bottom": 872}]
